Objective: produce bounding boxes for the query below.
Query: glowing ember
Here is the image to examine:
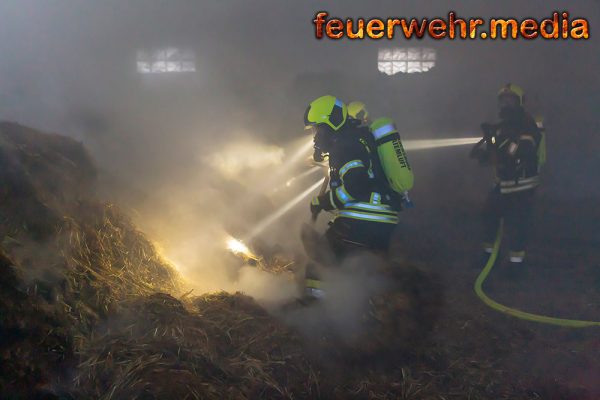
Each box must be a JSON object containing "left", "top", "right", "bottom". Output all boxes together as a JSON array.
[{"left": 226, "top": 236, "right": 254, "bottom": 258}]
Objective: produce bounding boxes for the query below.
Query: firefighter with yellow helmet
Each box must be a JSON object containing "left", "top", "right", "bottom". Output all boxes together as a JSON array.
[
  {"left": 302, "top": 95, "right": 401, "bottom": 298},
  {"left": 347, "top": 101, "right": 369, "bottom": 124},
  {"left": 471, "top": 83, "right": 546, "bottom": 272}
]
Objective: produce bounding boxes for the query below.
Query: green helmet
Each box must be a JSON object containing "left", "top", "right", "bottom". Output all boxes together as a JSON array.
[
  {"left": 304, "top": 95, "right": 348, "bottom": 131},
  {"left": 347, "top": 101, "right": 369, "bottom": 122}
]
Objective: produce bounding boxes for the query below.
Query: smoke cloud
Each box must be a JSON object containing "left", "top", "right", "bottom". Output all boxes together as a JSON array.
[{"left": 0, "top": 0, "right": 598, "bottom": 319}]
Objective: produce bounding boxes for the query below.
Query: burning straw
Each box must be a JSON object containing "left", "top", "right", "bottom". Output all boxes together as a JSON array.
[{"left": 57, "top": 203, "right": 182, "bottom": 333}]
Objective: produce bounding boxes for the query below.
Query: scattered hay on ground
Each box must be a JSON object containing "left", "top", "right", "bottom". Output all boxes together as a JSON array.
[{"left": 74, "top": 293, "right": 318, "bottom": 400}]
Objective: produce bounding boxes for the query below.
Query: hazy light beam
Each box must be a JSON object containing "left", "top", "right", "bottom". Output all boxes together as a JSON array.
[
  {"left": 271, "top": 165, "right": 322, "bottom": 193},
  {"left": 403, "top": 137, "right": 481, "bottom": 151},
  {"left": 250, "top": 138, "right": 314, "bottom": 195},
  {"left": 246, "top": 177, "right": 325, "bottom": 240}
]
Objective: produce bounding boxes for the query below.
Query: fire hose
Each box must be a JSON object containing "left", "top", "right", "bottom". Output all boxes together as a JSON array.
[{"left": 474, "top": 220, "right": 600, "bottom": 328}]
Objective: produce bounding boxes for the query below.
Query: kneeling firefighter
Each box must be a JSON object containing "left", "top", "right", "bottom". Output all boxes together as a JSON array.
[
  {"left": 302, "top": 95, "right": 413, "bottom": 298},
  {"left": 470, "top": 83, "right": 546, "bottom": 267}
]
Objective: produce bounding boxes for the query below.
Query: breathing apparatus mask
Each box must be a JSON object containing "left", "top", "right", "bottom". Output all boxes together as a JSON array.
[
  {"left": 306, "top": 124, "right": 335, "bottom": 162},
  {"left": 498, "top": 93, "right": 523, "bottom": 121}
]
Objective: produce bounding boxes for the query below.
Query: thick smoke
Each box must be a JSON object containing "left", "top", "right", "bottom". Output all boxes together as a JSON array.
[
  {"left": 0, "top": 0, "right": 598, "bottom": 311},
  {"left": 281, "top": 253, "right": 392, "bottom": 343},
  {"left": 0, "top": 3, "right": 599, "bottom": 396}
]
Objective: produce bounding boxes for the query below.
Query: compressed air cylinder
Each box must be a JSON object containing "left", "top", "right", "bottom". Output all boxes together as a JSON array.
[{"left": 369, "top": 118, "right": 414, "bottom": 193}]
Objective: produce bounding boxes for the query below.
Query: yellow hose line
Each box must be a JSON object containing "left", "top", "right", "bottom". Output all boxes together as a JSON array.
[{"left": 474, "top": 221, "right": 600, "bottom": 328}]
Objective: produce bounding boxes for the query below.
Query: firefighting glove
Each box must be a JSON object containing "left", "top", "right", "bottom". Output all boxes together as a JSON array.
[
  {"left": 480, "top": 122, "right": 499, "bottom": 145},
  {"left": 310, "top": 196, "right": 323, "bottom": 221}
]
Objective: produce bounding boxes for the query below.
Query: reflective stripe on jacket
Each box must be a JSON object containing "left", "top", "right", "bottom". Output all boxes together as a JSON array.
[
  {"left": 498, "top": 175, "right": 540, "bottom": 194},
  {"left": 317, "top": 124, "right": 399, "bottom": 225}
]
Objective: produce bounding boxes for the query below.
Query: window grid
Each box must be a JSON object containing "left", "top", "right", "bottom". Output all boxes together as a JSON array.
[
  {"left": 137, "top": 48, "right": 196, "bottom": 74},
  {"left": 378, "top": 48, "right": 436, "bottom": 75}
]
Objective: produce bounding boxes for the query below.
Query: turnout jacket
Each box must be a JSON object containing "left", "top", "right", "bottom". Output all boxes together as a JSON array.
[
  {"left": 316, "top": 123, "right": 399, "bottom": 224},
  {"left": 474, "top": 107, "right": 543, "bottom": 194}
]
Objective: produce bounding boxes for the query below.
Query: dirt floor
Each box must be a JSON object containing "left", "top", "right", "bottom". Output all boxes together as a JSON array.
[
  {"left": 1, "top": 123, "right": 598, "bottom": 399},
  {"left": 393, "top": 190, "right": 600, "bottom": 399}
]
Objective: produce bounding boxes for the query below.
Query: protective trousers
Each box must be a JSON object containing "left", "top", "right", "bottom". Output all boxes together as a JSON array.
[
  {"left": 305, "top": 218, "right": 395, "bottom": 295},
  {"left": 483, "top": 186, "right": 535, "bottom": 260}
]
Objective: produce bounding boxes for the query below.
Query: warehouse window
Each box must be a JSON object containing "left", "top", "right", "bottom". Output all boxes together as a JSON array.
[
  {"left": 137, "top": 48, "right": 196, "bottom": 73},
  {"left": 377, "top": 47, "right": 436, "bottom": 75}
]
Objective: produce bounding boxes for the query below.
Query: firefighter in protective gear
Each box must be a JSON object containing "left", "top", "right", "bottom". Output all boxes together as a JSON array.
[
  {"left": 347, "top": 101, "right": 369, "bottom": 124},
  {"left": 470, "top": 83, "right": 543, "bottom": 266},
  {"left": 303, "top": 95, "right": 399, "bottom": 298}
]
